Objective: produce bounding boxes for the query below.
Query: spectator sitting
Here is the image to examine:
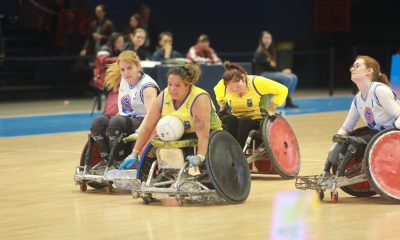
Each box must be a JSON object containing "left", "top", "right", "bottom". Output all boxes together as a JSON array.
[
  {"left": 253, "top": 31, "right": 298, "bottom": 108},
  {"left": 187, "top": 34, "right": 221, "bottom": 64},
  {"left": 151, "top": 31, "right": 183, "bottom": 62},
  {"left": 80, "top": 4, "right": 115, "bottom": 56},
  {"left": 125, "top": 28, "right": 151, "bottom": 60}
]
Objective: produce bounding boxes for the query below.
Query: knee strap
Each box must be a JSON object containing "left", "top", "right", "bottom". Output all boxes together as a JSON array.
[
  {"left": 106, "top": 127, "right": 126, "bottom": 141},
  {"left": 89, "top": 128, "right": 110, "bottom": 161},
  {"left": 90, "top": 128, "right": 107, "bottom": 142},
  {"left": 106, "top": 127, "right": 129, "bottom": 167}
]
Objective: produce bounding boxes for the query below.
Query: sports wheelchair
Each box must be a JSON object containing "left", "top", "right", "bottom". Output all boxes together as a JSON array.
[
  {"left": 73, "top": 132, "right": 144, "bottom": 193},
  {"left": 295, "top": 127, "right": 400, "bottom": 203},
  {"left": 242, "top": 114, "right": 301, "bottom": 179},
  {"left": 94, "top": 130, "right": 251, "bottom": 205}
]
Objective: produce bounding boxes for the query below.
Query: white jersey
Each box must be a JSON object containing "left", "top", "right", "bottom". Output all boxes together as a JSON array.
[
  {"left": 344, "top": 82, "right": 400, "bottom": 131},
  {"left": 118, "top": 73, "right": 159, "bottom": 118}
]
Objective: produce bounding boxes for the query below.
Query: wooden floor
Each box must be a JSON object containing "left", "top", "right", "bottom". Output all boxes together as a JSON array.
[{"left": 1, "top": 98, "right": 399, "bottom": 240}]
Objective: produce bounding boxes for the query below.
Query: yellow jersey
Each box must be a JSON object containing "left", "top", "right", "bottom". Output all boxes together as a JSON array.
[
  {"left": 214, "top": 75, "right": 288, "bottom": 120},
  {"left": 161, "top": 85, "right": 222, "bottom": 133}
]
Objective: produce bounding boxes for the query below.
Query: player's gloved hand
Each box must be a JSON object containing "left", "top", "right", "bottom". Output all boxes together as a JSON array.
[
  {"left": 187, "top": 154, "right": 205, "bottom": 167},
  {"left": 330, "top": 128, "right": 348, "bottom": 151},
  {"left": 266, "top": 102, "right": 278, "bottom": 122},
  {"left": 395, "top": 118, "right": 400, "bottom": 129},
  {"left": 119, "top": 149, "right": 139, "bottom": 170},
  {"left": 217, "top": 103, "right": 231, "bottom": 119},
  {"left": 218, "top": 107, "right": 228, "bottom": 118},
  {"left": 268, "top": 111, "right": 277, "bottom": 122}
]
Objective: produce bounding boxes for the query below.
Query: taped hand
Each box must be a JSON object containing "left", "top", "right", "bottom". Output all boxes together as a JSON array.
[
  {"left": 119, "top": 150, "right": 139, "bottom": 170},
  {"left": 187, "top": 154, "right": 205, "bottom": 167}
]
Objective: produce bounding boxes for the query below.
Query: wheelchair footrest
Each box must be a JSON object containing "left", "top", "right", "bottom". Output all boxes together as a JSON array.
[
  {"left": 112, "top": 178, "right": 141, "bottom": 190},
  {"left": 246, "top": 149, "right": 269, "bottom": 164},
  {"left": 132, "top": 180, "right": 218, "bottom": 199},
  {"left": 136, "top": 187, "right": 217, "bottom": 196},
  {"left": 74, "top": 166, "right": 106, "bottom": 183},
  {"left": 295, "top": 175, "right": 326, "bottom": 190}
]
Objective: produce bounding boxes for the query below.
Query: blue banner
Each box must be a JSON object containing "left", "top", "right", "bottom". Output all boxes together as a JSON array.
[{"left": 390, "top": 55, "right": 400, "bottom": 94}]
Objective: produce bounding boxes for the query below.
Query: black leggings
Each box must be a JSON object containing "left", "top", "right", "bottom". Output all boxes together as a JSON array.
[
  {"left": 91, "top": 115, "right": 142, "bottom": 136},
  {"left": 91, "top": 115, "right": 142, "bottom": 162},
  {"left": 222, "top": 115, "right": 261, "bottom": 148},
  {"left": 324, "top": 128, "right": 378, "bottom": 172}
]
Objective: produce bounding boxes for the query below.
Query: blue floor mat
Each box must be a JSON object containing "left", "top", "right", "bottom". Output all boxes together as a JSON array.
[
  {"left": 0, "top": 96, "right": 353, "bottom": 137},
  {"left": 0, "top": 112, "right": 102, "bottom": 137},
  {"left": 279, "top": 96, "right": 353, "bottom": 115}
]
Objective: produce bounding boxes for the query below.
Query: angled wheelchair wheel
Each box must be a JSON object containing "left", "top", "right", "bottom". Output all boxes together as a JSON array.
[
  {"left": 136, "top": 143, "right": 158, "bottom": 182},
  {"left": 364, "top": 129, "right": 400, "bottom": 203},
  {"left": 136, "top": 131, "right": 159, "bottom": 182},
  {"left": 262, "top": 115, "right": 301, "bottom": 179},
  {"left": 206, "top": 130, "right": 251, "bottom": 204},
  {"left": 79, "top": 142, "right": 106, "bottom": 189},
  {"left": 333, "top": 127, "right": 377, "bottom": 197}
]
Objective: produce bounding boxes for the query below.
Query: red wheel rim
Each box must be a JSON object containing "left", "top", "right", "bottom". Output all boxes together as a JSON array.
[
  {"left": 345, "top": 157, "right": 373, "bottom": 190},
  {"left": 267, "top": 117, "right": 300, "bottom": 175},
  {"left": 368, "top": 131, "right": 400, "bottom": 199},
  {"left": 254, "top": 160, "right": 275, "bottom": 174}
]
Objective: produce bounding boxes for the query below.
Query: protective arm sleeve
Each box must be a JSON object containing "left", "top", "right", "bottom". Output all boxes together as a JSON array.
[
  {"left": 375, "top": 86, "right": 400, "bottom": 119},
  {"left": 341, "top": 99, "right": 360, "bottom": 133},
  {"left": 253, "top": 76, "right": 288, "bottom": 107}
]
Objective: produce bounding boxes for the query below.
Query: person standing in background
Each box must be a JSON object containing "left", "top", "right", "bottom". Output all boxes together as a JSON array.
[
  {"left": 253, "top": 31, "right": 298, "bottom": 108},
  {"left": 80, "top": 4, "right": 114, "bottom": 56}
]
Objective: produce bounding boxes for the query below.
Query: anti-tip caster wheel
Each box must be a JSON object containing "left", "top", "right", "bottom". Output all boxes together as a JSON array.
[
  {"left": 79, "top": 183, "right": 87, "bottom": 192},
  {"left": 330, "top": 191, "right": 339, "bottom": 203},
  {"left": 105, "top": 185, "right": 114, "bottom": 194},
  {"left": 175, "top": 196, "right": 184, "bottom": 206},
  {"left": 142, "top": 195, "right": 152, "bottom": 205},
  {"left": 317, "top": 190, "right": 324, "bottom": 201},
  {"left": 131, "top": 191, "right": 140, "bottom": 199}
]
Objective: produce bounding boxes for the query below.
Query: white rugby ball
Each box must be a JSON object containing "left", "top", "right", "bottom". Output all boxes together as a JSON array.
[{"left": 156, "top": 115, "right": 184, "bottom": 141}]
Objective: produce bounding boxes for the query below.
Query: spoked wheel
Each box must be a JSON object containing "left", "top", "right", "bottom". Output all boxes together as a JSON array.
[
  {"left": 137, "top": 145, "right": 158, "bottom": 183},
  {"left": 136, "top": 144, "right": 160, "bottom": 204}
]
